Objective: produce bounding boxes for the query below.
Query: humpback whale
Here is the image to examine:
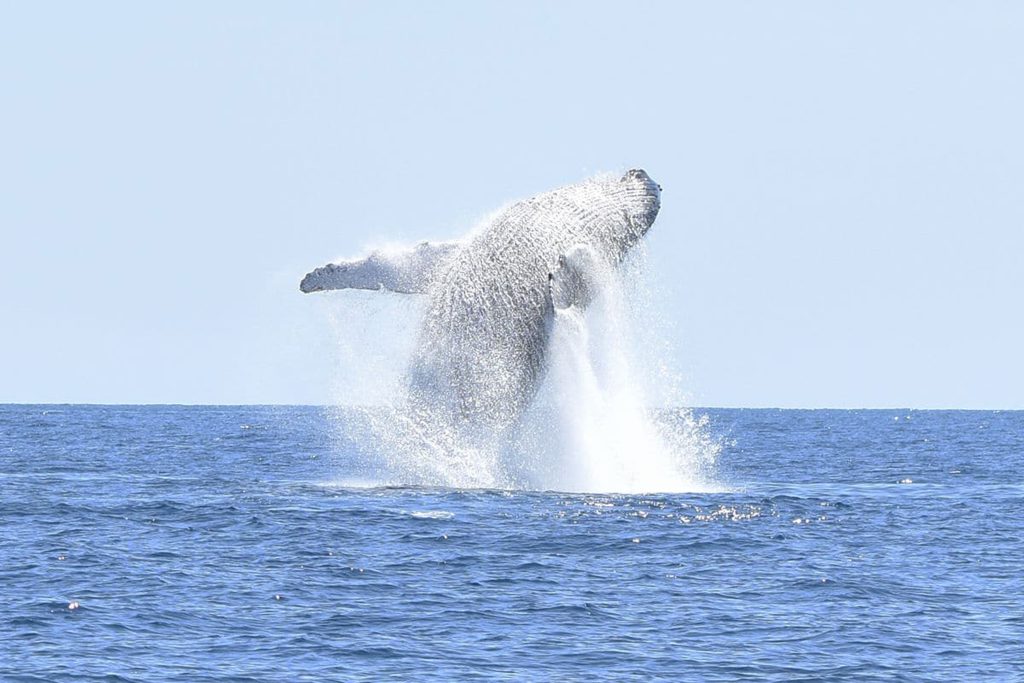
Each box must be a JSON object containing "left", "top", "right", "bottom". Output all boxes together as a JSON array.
[{"left": 301, "top": 169, "right": 662, "bottom": 430}]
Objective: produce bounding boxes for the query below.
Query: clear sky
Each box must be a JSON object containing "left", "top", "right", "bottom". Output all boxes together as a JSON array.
[{"left": 2, "top": 2, "right": 1022, "bottom": 408}]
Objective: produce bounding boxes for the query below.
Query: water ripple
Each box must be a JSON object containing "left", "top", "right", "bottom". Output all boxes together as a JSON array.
[{"left": 0, "top": 406, "right": 1021, "bottom": 680}]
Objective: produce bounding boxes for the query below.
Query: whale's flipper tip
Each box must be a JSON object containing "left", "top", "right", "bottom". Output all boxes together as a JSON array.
[
  {"left": 299, "top": 240, "right": 462, "bottom": 295},
  {"left": 299, "top": 272, "right": 321, "bottom": 293}
]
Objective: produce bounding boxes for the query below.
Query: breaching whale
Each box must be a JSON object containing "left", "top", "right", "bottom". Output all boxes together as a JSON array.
[{"left": 301, "top": 169, "right": 662, "bottom": 430}]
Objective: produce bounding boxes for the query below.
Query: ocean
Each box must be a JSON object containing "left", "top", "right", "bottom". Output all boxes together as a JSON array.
[{"left": 1, "top": 405, "right": 1021, "bottom": 681}]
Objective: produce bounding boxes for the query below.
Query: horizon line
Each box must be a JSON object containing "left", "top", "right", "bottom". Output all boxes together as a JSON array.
[{"left": 1, "top": 402, "right": 1021, "bottom": 412}]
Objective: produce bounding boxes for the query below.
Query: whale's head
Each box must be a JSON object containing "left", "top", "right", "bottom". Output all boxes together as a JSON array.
[{"left": 618, "top": 168, "right": 661, "bottom": 236}]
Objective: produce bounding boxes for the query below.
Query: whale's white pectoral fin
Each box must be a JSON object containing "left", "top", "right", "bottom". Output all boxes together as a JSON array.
[
  {"left": 547, "top": 245, "right": 602, "bottom": 310},
  {"left": 300, "top": 240, "right": 461, "bottom": 294}
]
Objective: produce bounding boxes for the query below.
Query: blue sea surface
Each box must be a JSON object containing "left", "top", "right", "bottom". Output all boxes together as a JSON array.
[{"left": 1, "top": 406, "right": 1021, "bottom": 681}]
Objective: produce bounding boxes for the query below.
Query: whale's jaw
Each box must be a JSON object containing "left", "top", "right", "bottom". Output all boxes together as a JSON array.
[{"left": 620, "top": 168, "right": 662, "bottom": 237}]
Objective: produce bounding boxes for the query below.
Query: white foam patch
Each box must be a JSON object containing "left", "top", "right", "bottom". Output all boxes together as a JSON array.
[{"left": 407, "top": 510, "right": 455, "bottom": 520}]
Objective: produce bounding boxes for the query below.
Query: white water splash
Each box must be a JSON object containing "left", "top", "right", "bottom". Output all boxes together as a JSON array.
[
  {"left": 324, "top": 251, "right": 721, "bottom": 494},
  {"left": 513, "top": 254, "right": 719, "bottom": 493}
]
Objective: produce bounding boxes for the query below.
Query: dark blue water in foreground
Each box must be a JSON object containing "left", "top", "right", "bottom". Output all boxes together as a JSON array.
[{"left": 1, "top": 406, "right": 1021, "bottom": 681}]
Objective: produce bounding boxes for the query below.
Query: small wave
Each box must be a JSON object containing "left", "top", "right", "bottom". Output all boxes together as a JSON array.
[{"left": 317, "top": 478, "right": 388, "bottom": 490}]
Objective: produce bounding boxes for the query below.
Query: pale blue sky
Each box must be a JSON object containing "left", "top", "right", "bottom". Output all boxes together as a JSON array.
[{"left": 2, "top": 2, "right": 1021, "bottom": 407}]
